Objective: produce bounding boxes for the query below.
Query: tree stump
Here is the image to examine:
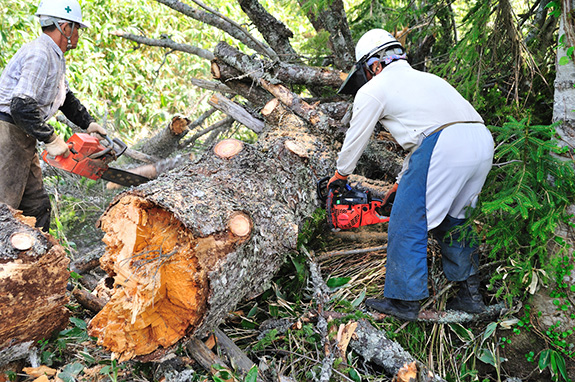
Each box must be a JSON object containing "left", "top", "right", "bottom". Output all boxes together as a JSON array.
[{"left": 0, "top": 204, "right": 70, "bottom": 365}]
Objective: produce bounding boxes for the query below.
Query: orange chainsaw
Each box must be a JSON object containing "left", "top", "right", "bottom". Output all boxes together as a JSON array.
[
  {"left": 42, "top": 133, "right": 150, "bottom": 187},
  {"left": 317, "top": 176, "right": 391, "bottom": 230}
]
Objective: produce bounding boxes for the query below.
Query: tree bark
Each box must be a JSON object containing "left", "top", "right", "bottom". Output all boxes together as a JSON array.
[
  {"left": 87, "top": 109, "right": 337, "bottom": 361},
  {"left": 207, "top": 93, "right": 265, "bottom": 133},
  {"left": 0, "top": 204, "right": 70, "bottom": 365},
  {"left": 349, "top": 319, "right": 444, "bottom": 382},
  {"left": 138, "top": 115, "right": 191, "bottom": 158},
  {"left": 238, "top": 0, "right": 300, "bottom": 64},
  {"left": 213, "top": 42, "right": 347, "bottom": 89},
  {"left": 297, "top": 0, "right": 354, "bottom": 70}
]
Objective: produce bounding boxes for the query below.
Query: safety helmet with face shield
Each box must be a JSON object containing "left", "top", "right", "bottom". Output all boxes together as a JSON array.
[{"left": 338, "top": 29, "right": 405, "bottom": 95}]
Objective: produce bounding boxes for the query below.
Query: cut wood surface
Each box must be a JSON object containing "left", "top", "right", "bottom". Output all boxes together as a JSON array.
[
  {"left": 0, "top": 204, "right": 70, "bottom": 365},
  {"left": 88, "top": 110, "right": 337, "bottom": 361}
]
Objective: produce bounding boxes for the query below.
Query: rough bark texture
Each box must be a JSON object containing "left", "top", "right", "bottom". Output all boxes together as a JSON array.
[
  {"left": 349, "top": 320, "right": 444, "bottom": 382},
  {"left": 297, "top": 0, "right": 354, "bottom": 70},
  {"left": 88, "top": 109, "right": 336, "bottom": 361},
  {"left": 213, "top": 42, "right": 347, "bottom": 89},
  {"left": 238, "top": 0, "right": 300, "bottom": 63},
  {"left": 211, "top": 59, "right": 274, "bottom": 108},
  {"left": 138, "top": 115, "right": 191, "bottom": 159},
  {"left": 0, "top": 204, "right": 70, "bottom": 365}
]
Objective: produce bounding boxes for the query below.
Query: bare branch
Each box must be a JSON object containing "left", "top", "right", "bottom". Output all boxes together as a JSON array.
[
  {"left": 112, "top": 31, "right": 214, "bottom": 60},
  {"left": 155, "top": 0, "right": 272, "bottom": 58}
]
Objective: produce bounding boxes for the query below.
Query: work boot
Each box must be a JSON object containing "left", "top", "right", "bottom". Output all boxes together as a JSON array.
[
  {"left": 365, "top": 298, "right": 420, "bottom": 321},
  {"left": 446, "top": 274, "right": 487, "bottom": 314}
]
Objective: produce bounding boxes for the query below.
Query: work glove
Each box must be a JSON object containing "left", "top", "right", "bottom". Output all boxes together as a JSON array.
[
  {"left": 327, "top": 171, "right": 348, "bottom": 194},
  {"left": 45, "top": 134, "right": 70, "bottom": 158},
  {"left": 87, "top": 122, "right": 107, "bottom": 139}
]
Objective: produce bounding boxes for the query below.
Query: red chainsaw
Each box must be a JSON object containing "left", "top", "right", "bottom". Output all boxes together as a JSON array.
[
  {"left": 317, "top": 176, "right": 391, "bottom": 230},
  {"left": 42, "top": 133, "right": 150, "bottom": 187}
]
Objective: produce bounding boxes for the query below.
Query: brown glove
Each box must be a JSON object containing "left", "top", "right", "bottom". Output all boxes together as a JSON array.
[
  {"left": 87, "top": 122, "right": 107, "bottom": 139},
  {"left": 45, "top": 134, "right": 70, "bottom": 157}
]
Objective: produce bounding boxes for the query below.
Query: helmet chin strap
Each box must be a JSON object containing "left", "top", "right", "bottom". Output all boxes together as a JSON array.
[{"left": 54, "top": 22, "right": 75, "bottom": 50}]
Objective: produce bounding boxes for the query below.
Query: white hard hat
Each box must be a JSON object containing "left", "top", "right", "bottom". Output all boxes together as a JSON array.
[
  {"left": 355, "top": 29, "right": 402, "bottom": 62},
  {"left": 36, "top": 0, "right": 90, "bottom": 28}
]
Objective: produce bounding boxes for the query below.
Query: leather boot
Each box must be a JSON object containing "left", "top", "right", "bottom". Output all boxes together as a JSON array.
[
  {"left": 446, "top": 274, "right": 487, "bottom": 313},
  {"left": 365, "top": 298, "right": 420, "bottom": 321}
]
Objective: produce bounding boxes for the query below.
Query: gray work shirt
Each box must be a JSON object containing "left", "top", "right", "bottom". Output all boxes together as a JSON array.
[{"left": 0, "top": 33, "right": 67, "bottom": 123}]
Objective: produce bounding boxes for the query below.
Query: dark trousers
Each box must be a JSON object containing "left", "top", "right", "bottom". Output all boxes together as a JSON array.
[{"left": 0, "top": 120, "right": 51, "bottom": 232}]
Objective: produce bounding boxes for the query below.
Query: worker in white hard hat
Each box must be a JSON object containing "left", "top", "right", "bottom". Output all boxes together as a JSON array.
[
  {"left": 327, "top": 29, "right": 495, "bottom": 321},
  {"left": 0, "top": 0, "right": 107, "bottom": 232}
]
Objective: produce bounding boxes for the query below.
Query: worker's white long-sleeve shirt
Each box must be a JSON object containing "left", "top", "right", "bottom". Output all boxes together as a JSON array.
[{"left": 336, "top": 60, "right": 483, "bottom": 179}]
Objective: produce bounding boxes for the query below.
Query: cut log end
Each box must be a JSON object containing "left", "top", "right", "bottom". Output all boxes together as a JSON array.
[
  {"left": 211, "top": 61, "right": 221, "bottom": 79},
  {"left": 261, "top": 98, "right": 280, "bottom": 116},
  {"left": 89, "top": 196, "right": 209, "bottom": 362},
  {"left": 169, "top": 115, "right": 190, "bottom": 135},
  {"left": 10, "top": 232, "right": 35, "bottom": 251},
  {"left": 393, "top": 362, "right": 418, "bottom": 382},
  {"left": 228, "top": 212, "right": 251, "bottom": 237},
  {"left": 214, "top": 139, "right": 244, "bottom": 159}
]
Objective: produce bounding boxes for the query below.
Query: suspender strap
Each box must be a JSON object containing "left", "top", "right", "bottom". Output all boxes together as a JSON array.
[{"left": 423, "top": 120, "right": 484, "bottom": 138}]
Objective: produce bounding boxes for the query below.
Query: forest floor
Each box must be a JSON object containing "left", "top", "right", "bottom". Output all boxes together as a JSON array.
[{"left": 2, "top": 166, "right": 572, "bottom": 382}]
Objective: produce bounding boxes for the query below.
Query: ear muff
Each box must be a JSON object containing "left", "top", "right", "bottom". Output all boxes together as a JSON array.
[{"left": 337, "top": 62, "right": 368, "bottom": 96}]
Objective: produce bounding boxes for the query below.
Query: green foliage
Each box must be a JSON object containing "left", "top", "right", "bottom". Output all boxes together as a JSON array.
[
  {"left": 469, "top": 118, "right": 575, "bottom": 300},
  {"left": 539, "top": 349, "right": 570, "bottom": 382}
]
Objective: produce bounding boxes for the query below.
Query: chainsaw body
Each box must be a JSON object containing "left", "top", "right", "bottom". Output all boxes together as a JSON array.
[
  {"left": 41, "top": 133, "right": 150, "bottom": 187},
  {"left": 42, "top": 133, "right": 124, "bottom": 179},
  {"left": 317, "top": 176, "right": 390, "bottom": 230}
]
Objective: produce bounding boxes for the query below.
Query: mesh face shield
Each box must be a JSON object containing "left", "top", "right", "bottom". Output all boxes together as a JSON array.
[
  {"left": 337, "top": 60, "right": 369, "bottom": 96},
  {"left": 337, "top": 47, "right": 407, "bottom": 96}
]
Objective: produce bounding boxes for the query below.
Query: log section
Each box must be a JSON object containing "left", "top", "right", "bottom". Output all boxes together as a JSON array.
[
  {"left": 0, "top": 204, "right": 70, "bottom": 365},
  {"left": 88, "top": 110, "right": 336, "bottom": 361}
]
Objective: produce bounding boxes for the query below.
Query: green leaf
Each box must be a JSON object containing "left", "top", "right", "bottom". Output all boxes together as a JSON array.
[
  {"left": 351, "top": 290, "right": 366, "bottom": 308},
  {"left": 482, "top": 322, "right": 498, "bottom": 344},
  {"left": 478, "top": 348, "right": 496, "bottom": 366},
  {"left": 70, "top": 317, "right": 87, "bottom": 330},
  {"left": 550, "top": 350, "right": 568, "bottom": 381},
  {"left": 244, "top": 366, "right": 258, "bottom": 382},
  {"left": 326, "top": 277, "right": 351, "bottom": 288},
  {"left": 449, "top": 323, "right": 473, "bottom": 343},
  {"left": 539, "top": 349, "right": 552, "bottom": 370},
  {"left": 348, "top": 367, "right": 361, "bottom": 382},
  {"left": 559, "top": 56, "right": 570, "bottom": 66}
]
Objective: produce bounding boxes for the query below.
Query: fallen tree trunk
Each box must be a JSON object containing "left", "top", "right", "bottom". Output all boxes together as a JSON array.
[
  {"left": 0, "top": 204, "right": 70, "bottom": 365},
  {"left": 88, "top": 109, "right": 336, "bottom": 361}
]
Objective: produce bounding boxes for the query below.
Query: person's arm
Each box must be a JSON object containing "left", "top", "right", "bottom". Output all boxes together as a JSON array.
[
  {"left": 336, "top": 91, "right": 383, "bottom": 176},
  {"left": 60, "top": 89, "right": 107, "bottom": 138},
  {"left": 59, "top": 89, "right": 94, "bottom": 129},
  {"left": 10, "top": 96, "right": 54, "bottom": 143}
]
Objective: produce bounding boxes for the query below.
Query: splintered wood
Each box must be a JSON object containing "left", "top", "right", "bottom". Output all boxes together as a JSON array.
[
  {"left": 88, "top": 196, "right": 208, "bottom": 361},
  {"left": 0, "top": 205, "right": 70, "bottom": 363}
]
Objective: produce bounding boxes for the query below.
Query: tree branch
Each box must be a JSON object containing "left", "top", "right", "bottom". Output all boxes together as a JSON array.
[
  {"left": 155, "top": 0, "right": 272, "bottom": 58},
  {"left": 112, "top": 31, "right": 214, "bottom": 60}
]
